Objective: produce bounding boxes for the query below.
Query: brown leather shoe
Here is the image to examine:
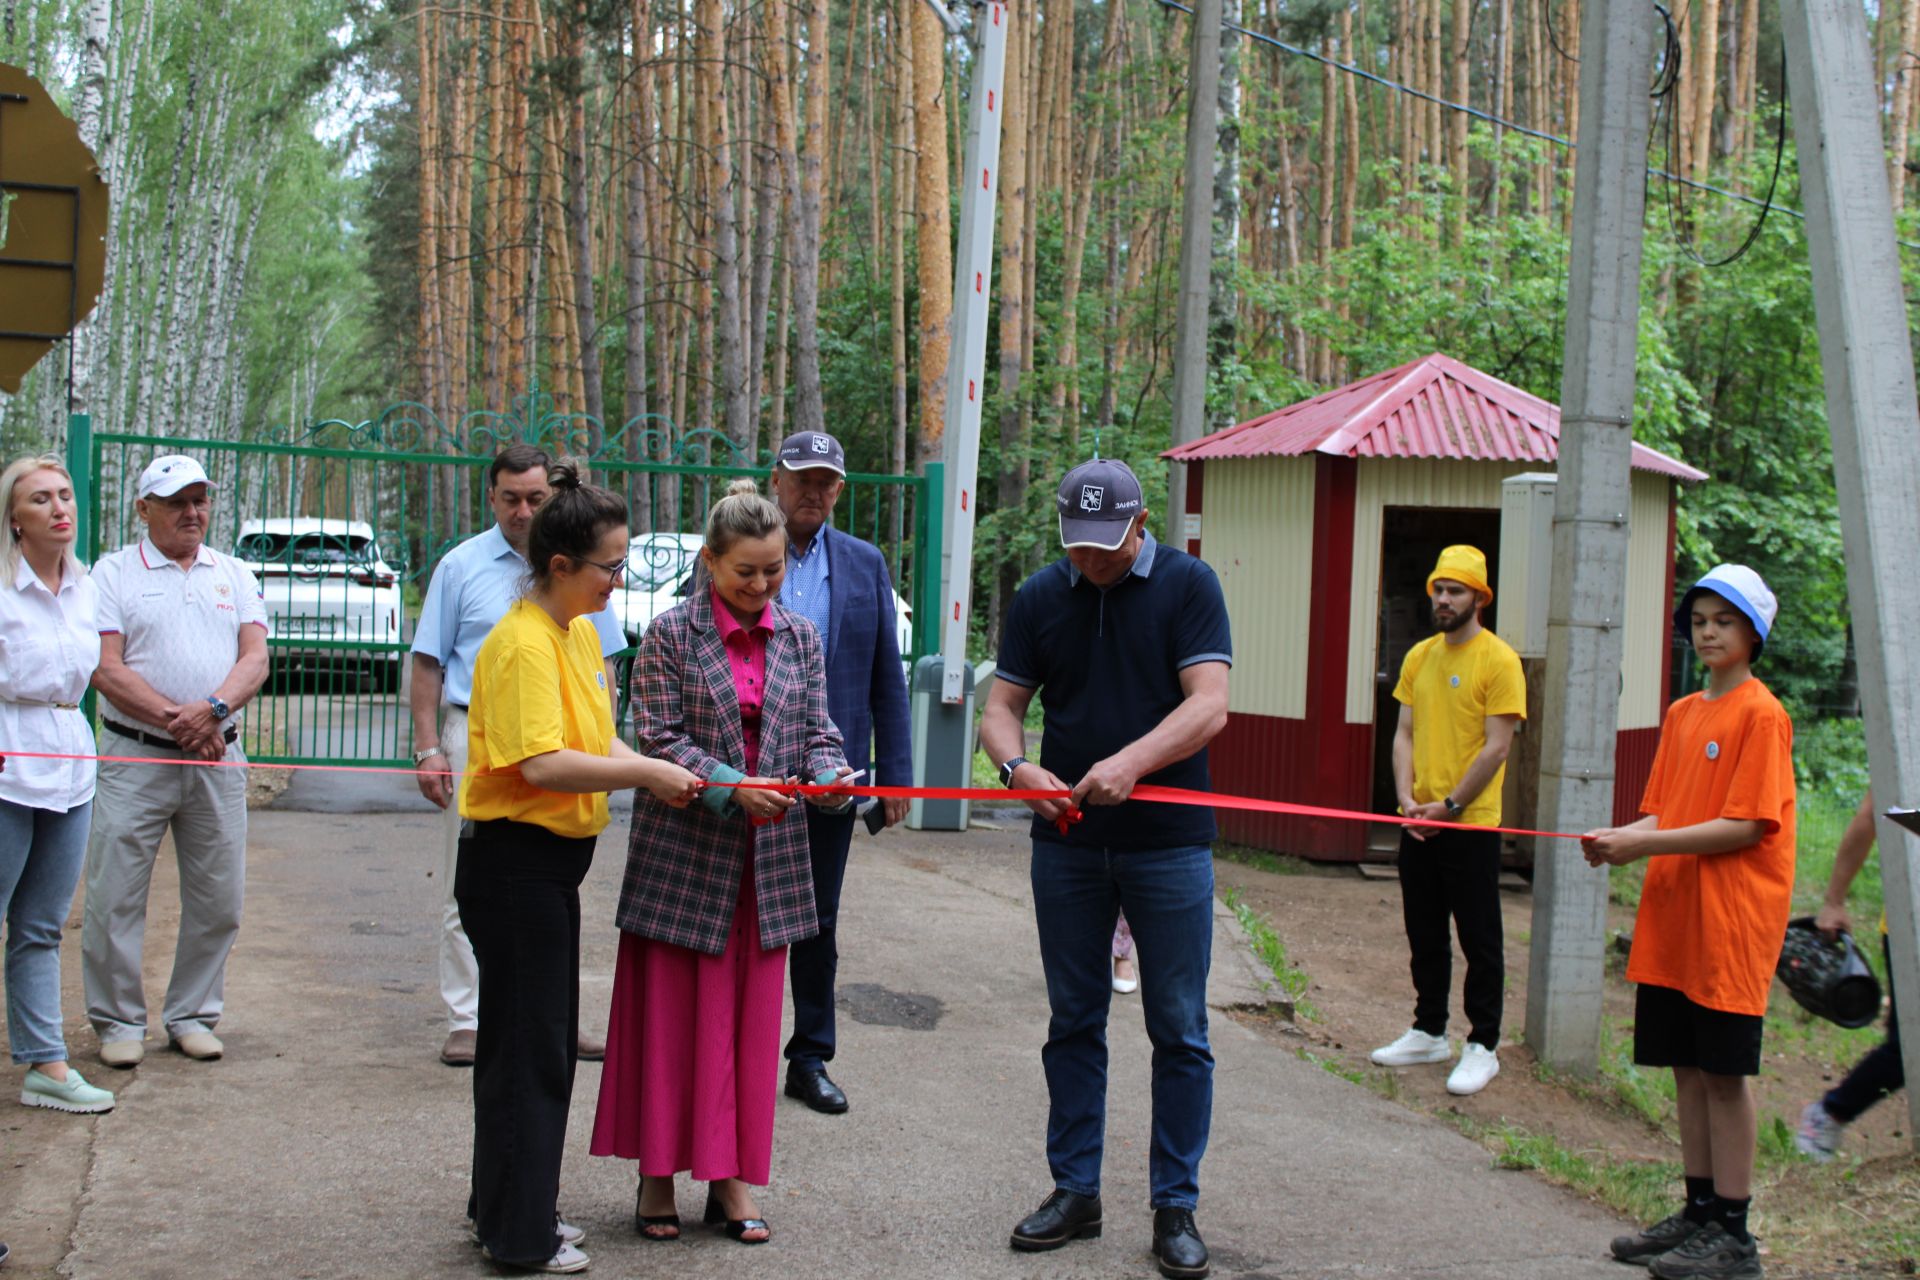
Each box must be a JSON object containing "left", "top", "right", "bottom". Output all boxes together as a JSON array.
[
  {"left": 440, "top": 1028, "right": 477, "bottom": 1066},
  {"left": 577, "top": 1030, "right": 606, "bottom": 1062}
]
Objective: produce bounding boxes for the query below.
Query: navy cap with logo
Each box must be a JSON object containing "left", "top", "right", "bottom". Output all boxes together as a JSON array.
[
  {"left": 777, "top": 430, "right": 846, "bottom": 476},
  {"left": 1056, "top": 458, "right": 1144, "bottom": 550}
]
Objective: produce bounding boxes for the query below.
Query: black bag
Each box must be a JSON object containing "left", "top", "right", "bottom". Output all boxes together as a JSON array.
[{"left": 1776, "top": 916, "right": 1883, "bottom": 1029}]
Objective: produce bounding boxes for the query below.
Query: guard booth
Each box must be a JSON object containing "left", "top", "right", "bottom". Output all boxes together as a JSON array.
[{"left": 1161, "top": 353, "right": 1707, "bottom": 862}]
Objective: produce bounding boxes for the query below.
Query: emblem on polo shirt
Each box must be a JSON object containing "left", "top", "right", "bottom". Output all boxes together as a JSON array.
[
  {"left": 216, "top": 583, "right": 231, "bottom": 597},
  {"left": 1706, "top": 741, "right": 1720, "bottom": 760},
  {"left": 1080, "top": 484, "right": 1104, "bottom": 512}
]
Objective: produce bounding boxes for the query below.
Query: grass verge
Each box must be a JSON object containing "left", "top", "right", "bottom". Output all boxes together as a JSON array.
[{"left": 1221, "top": 886, "right": 1317, "bottom": 1019}]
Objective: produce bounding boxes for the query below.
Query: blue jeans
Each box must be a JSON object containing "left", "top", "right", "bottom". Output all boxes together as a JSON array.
[
  {"left": 1, "top": 798, "right": 92, "bottom": 1065},
  {"left": 1029, "top": 841, "right": 1215, "bottom": 1210}
]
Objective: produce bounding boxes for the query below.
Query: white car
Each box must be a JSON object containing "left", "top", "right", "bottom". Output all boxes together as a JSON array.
[
  {"left": 233, "top": 518, "right": 407, "bottom": 692},
  {"left": 610, "top": 529, "right": 914, "bottom": 657},
  {"left": 611, "top": 532, "right": 706, "bottom": 643}
]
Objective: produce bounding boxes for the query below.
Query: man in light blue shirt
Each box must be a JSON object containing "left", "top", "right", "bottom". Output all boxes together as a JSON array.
[{"left": 408, "top": 445, "right": 625, "bottom": 1066}]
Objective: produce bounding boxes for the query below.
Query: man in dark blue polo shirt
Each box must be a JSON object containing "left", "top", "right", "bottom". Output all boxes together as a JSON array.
[{"left": 981, "top": 458, "right": 1232, "bottom": 1280}]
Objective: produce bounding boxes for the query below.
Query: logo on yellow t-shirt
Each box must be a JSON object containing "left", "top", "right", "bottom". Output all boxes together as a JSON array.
[{"left": 596, "top": 671, "right": 607, "bottom": 689}]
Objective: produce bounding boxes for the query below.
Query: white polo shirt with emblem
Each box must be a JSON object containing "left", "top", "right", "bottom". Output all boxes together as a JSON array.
[{"left": 92, "top": 536, "right": 271, "bottom": 732}]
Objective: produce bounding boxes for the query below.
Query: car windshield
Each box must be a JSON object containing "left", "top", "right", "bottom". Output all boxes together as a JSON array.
[{"left": 238, "top": 531, "right": 381, "bottom": 568}]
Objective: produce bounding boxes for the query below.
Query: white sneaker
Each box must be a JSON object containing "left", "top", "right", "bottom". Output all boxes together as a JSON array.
[
  {"left": 481, "top": 1241, "right": 590, "bottom": 1274},
  {"left": 1446, "top": 1042, "right": 1500, "bottom": 1095},
  {"left": 1796, "top": 1100, "right": 1845, "bottom": 1162},
  {"left": 1369, "top": 1028, "right": 1451, "bottom": 1067}
]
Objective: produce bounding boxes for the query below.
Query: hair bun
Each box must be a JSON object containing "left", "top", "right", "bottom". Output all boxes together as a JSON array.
[
  {"left": 546, "top": 461, "right": 582, "bottom": 491},
  {"left": 726, "top": 477, "right": 759, "bottom": 498}
]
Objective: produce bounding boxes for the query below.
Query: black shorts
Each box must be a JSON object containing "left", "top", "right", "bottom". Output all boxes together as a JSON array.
[{"left": 1632, "top": 983, "right": 1765, "bottom": 1077}]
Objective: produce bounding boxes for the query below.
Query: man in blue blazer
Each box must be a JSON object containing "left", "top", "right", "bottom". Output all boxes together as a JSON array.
[{"left": 771, "top": 430, "right": 914, "bottom": 1114}]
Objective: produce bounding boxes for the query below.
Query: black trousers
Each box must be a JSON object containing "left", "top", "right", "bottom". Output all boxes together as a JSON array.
[
  {"left": 455, "top": 819, "right": 595, "bottom": 1265},
  {"left": 784, "top": 805, "right": 857, "bottom": 1072},
  {"left": 1824, "top": 935, "right": 1905, "bottom": 1123},
  {"left": 1397, "top": 826, "right": 1504, "bottom": 1049}
]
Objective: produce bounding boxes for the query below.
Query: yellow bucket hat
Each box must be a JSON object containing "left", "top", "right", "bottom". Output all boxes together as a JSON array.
[{"left": 1427, "top": 545, "right": 1492, "bottom": 604}]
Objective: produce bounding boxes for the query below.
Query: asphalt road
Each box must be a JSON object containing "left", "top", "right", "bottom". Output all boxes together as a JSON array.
[{"left": 4, "top": 811, "right": 1635, "bottom": 1279}]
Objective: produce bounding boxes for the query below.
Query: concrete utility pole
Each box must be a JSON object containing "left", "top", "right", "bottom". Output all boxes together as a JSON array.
[
  {"left": 1524, "top": 0, "right": 1655, "bottom": 1072},
  {"left": 1778, "top": 0, "right": 1920, "bottom": 1146},
  {"left": 1166, "top": 0, "right": 1221, "bottom": 540}
]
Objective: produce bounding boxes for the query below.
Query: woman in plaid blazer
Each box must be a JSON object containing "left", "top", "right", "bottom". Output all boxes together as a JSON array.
[{"left": 591, "top": 480, "right": 852, "bottom": 1245}]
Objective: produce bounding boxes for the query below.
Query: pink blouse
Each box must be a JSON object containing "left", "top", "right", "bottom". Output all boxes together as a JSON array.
[{"left": 711, "top": 583, "right": 773, "bottom": 774}]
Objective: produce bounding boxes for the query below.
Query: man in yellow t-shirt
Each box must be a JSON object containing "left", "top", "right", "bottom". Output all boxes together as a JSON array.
[{"left": 1369, "top": 545, "right": 1526, "bottom": 1097}]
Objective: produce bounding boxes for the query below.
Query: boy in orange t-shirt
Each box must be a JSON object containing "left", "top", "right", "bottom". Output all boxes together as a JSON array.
[{"left": 1583, "top": 565, "right": 1794, "bottom": 1280}]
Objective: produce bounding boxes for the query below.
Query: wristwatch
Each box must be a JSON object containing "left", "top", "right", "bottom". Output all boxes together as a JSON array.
[
  {"left": 205, "top": 694, "right": 231, "bottom": 721},
  {"left": 1443, "top": 795, "right": 1464, "bottom": 817},
  {"left": 1000, "top": 756, "right": 1029, "bottom": 787},
  {"left": 413, "top": 745, "right": 446, "bottom": 764}
]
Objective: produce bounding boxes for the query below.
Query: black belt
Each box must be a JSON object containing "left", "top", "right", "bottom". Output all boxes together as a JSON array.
[{"left": 103, "top": 719, "right": 238, "bottom": 751}]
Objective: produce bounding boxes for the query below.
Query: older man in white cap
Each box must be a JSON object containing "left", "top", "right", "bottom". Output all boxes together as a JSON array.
[{"left": 84, "top": 455, "right": 270, "bottom": 1067}]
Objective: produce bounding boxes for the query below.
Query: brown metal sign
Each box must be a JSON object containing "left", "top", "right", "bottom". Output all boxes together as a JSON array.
[{"left": 0, "top": 62, "right": 109, "bottom": 395}]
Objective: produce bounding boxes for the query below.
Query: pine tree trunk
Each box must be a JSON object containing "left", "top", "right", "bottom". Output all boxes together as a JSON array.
[
  {"left": 910, "top": 0, "right": 951, "bottom": 458},
  {"left": 791, "top": 0, "right": 829, "bottom": 435},
  {"left": 1448, "top": 0, "right": 1471, "bottom": 244},
  {"left": 697, "top": 0, "right": 749, "bottom": 448},
  {"left": 625, "top": 0, "right": 655, "bottom": 514},
  {"left": 890, "top": 0, "right": 914, "bottom": 540},
  {"left": 1690, "top": 0, "right": 1719, "bottom": 182}
]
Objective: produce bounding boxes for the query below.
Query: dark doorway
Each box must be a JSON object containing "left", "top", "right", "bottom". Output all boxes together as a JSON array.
[{"left": 1371, "top": 506, "right": 1503, "bottom": 815}]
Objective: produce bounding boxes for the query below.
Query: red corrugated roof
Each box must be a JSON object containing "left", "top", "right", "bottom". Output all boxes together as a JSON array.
[{"left": 1163, "top": 353, "right": 1708, "bottom": 481}]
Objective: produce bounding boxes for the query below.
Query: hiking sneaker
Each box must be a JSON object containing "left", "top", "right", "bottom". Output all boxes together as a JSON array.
[
  {"left": 1648, "top": 1221, "right": 1762, "bottom": 1280},
  {"left": 480, "top": 1241, "right": 590, "bottom": 1274},
  {"left": 1795, "top": 1100, "right": 1844, "bottom": 1163},
  {"left": 1611, "top": 1213, "right": 1703, "bottom": 1263},
  {"left": 20, "top": 1066, "right": 115, "bottom": 1114},
  {"left": 1446, "top": 1043, "right": 1500, "bottom": 1095},
  {"left": 1369, "top": 1028, "right": 1451, "bottom": 1067}
]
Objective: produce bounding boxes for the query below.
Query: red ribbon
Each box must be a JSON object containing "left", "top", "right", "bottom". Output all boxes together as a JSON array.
[{"left": 0, "top": 750, "right": 1588, "bottom": 840}]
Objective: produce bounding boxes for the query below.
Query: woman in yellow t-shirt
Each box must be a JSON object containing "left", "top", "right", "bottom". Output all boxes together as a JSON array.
[{"left": 458, "top": 463, "right": 700, "bottom": 1275}]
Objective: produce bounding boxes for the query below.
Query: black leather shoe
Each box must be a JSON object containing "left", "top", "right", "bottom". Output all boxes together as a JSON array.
[
  {"left": 1009, "top": 1190, "right": 1103, "bottom": 1252},
  {"left": 784, "top": 1068, "right": 849, "bottom": 1114},
  {"left": 1152, "top": 1207, "right": 1210, "bottom": 1279}
]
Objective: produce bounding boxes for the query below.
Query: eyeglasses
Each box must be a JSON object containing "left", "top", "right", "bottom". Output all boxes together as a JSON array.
[{"left": 580, "top": 555, "right": 629, "bottom": 583}]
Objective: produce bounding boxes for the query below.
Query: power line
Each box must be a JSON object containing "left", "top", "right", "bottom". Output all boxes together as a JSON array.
[{"left": 1155, "top": 0, "right": 1920, "bottom": 255}]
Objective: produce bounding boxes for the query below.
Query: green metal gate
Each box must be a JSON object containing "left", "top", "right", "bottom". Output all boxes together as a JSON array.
[{"left": 71, "top": 400, "right": 942, "bottom": 767}]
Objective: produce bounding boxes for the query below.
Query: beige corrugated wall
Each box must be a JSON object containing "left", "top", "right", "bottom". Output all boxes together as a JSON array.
[
  {"left": 1619, "top": 471, "right": 1670, "bottom": 731},
  {"left": 1200, "top": 457, "right": 1316, "bottom": 720},
  {"left": 1341, "top": 459, "right": 1673, "bottom": 731}
]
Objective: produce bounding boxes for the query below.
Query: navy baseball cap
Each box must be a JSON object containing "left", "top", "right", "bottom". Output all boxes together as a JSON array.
[
  {"left": 1056, "top": 458, "right": 1144, "bottom": 550},
  {"left": 777, "top": 431, "right": 846, "bottom": 476}
]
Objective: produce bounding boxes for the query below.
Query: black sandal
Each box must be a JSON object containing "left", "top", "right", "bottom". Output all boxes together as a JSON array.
[
  {"left": 635, "top": 1179, "right": 682, "bottom": 1241},
  {"left": 703, "top": 1188, "right": 772, "bottom": 1244}
]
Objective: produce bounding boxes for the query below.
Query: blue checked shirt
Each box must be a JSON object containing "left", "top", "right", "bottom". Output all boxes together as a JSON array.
[{"left": 782, "top": 529, "right": 833, "bottom": 661}]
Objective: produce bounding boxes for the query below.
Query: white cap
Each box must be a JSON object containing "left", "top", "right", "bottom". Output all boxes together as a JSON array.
[{"left": 137, "top": 455, "right": 214, "bottom": 499}]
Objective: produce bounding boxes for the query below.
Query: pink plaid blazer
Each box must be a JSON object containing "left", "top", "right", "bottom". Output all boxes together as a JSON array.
[{"left": 615, "top": 583, "right": 847, "bottom": 955}]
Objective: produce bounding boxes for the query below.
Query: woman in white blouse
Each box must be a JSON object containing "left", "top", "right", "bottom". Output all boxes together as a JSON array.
[{"left": 0, "top": 456, "right": 114, "bottom": 1115}]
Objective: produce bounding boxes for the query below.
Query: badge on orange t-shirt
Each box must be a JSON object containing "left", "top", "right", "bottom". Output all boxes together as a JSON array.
[{"left": 1625, "top": 678, "right": 1796, "bottom": 1016}]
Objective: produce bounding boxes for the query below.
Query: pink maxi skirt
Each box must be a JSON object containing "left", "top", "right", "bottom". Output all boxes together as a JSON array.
[{"left": 589, "top": 864, "right": 787, "bottom": 1185}]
